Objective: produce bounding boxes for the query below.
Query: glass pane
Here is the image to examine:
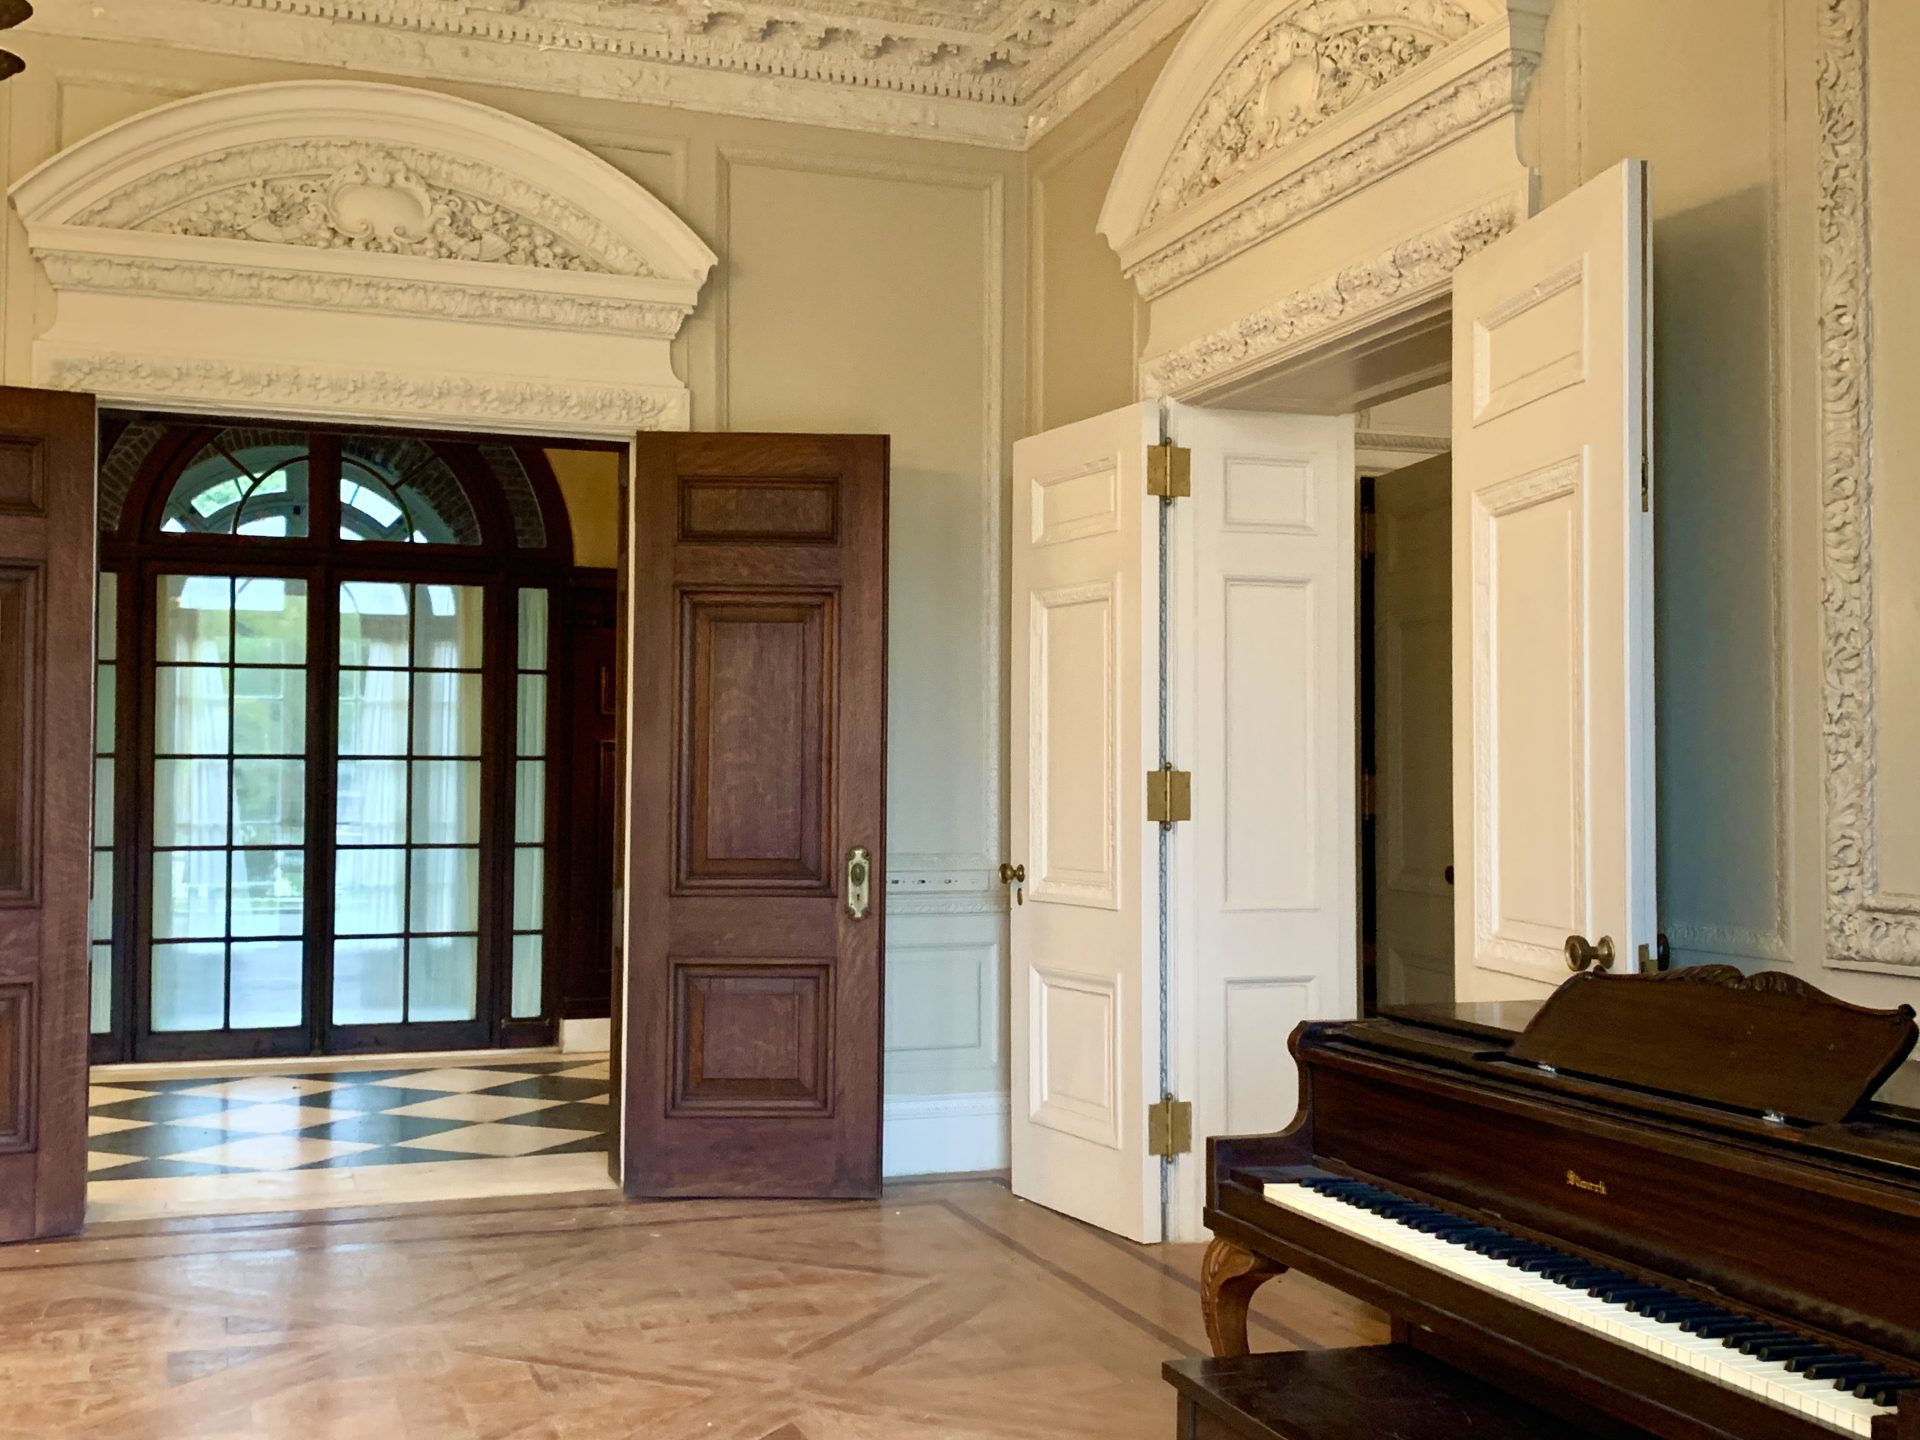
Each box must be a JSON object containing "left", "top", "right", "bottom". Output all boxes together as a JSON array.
[
  {"left": 510, "top": 934, "right": 542, "bottom": 1019},
  {"left": 409, "top": 848, "right": 478, "bottom": 933},
  {"left": 408, "top": 936, "right": 477, "bottom": 1022},
  {"left": 514, "top": 760, "right": 545, "bottom": 844},
  {"left": 153, "top": 851, "right": 228, "bottom": 939},
  {"left": 338, "top": 466, "right": 412, "bottom": 542},
  {"left": 339, "top": 582, "right": 410, "bottom": 667},
  {"left": 332, "top": 938, "right": 403, "bottom": 1025},
  {"left": 90, "top": 943, "right": 112, "bottom": 1034},
  {"left": 154, "top": 667, "right": 230, "bottom": 754},
  {"left": 517, "top": 589, "right": 549, "bottom": 671},
  {"left": 412, "top": 673, "right": 483, "bottom": 756},
  {"left": 158, "top": 575, "right": 232, "bottom": 662},
  {"left": 151, "top": 942, "right": 225, "bottom": 1032},
  {"left": 232, "top": 459, "right": 311, "bottom": 540},
  {"left": 233, "top": 668, "right": 306, "bottom": 754},
  {"left": 337, "top": 669, "right": 409, "bottom": 757},
  {"left": 229, "top": 941, "right": 303, "bottom": 1029},
  {"left": 163, "top": 441, "right": 310, "bottom": 538},
  {"left": 94, "top": 664, "right": 115, "bottom": 752},
  {"left": 334, "top": 847, "right": 405, "bottom": 935},
  {"left": 90, "top": 849, "right": 113, "bottom": 941},
  {"left": 93, "top": 758, "right": 114, "bottom": 847},
  {"left": 336, "top": 759, "right": 406, "bottom": 845},
  {"left": 154, "top": 759, "right": 230, "bottom": 846},
  {"left": 97, "top": 572, "right": 118, "bottom": 663},
  {"left": 516, "top": 674, "right": 547, "bottom": 757},
  {"left": 512, "top": 847, "right": 544, "bottom": 931},
  {"left": 415, "top": 584, "right": 483, "bottom": 669},
  {"left": 233, "top": 758, "right": 305, "bottom": 847},
  {"left": 234, "top": 578, "right": 308, "bottom": 664},
  {"left": 411, "top": 761, "right": 481, "bottom": 845},
  {"left": 230, "top": 849, "right": 304, "bottom": 937}
]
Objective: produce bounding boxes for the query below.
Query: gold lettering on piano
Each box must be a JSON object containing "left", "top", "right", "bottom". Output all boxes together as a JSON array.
[{"left": 1565, "top": 1170, "right": 1609, "bottom": 1195}]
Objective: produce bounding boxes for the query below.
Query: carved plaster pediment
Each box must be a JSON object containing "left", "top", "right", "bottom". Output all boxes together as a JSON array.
[
  {"left": 8, "top": 81, "right": 719, "bottom": 433},
  {"left": 1099, "top": 0, "right": 1551, "bottom": 298}
]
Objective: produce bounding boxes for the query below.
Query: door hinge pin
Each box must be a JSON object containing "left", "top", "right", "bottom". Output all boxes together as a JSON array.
[
  {"left": 1147, "top": 1094, "right": 1193, "bottom": 1159},
  {"left": 1146, "top": 442, "right": 1190, "bottom": 501},
  {"left": 1146, "top": 763, "right": 1192, "bottom": 827}
]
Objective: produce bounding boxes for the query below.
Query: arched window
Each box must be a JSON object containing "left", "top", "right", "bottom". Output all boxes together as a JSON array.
[{"left": 90, "top": 416, "right": 574, "bottom": 1065}]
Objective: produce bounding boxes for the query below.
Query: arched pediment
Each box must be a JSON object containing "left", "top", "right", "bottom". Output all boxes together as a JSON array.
[
  {"left": 1099, "top": 0, "right": 1551, "bottom": 301},
  {"left": 8, "top": 81, "right": 719, "bottom": 432}
]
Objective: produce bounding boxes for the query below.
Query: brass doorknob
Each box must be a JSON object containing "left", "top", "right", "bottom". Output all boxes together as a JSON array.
[
  {"left": 999, "top": 861, "right": 1026, "bottom": 906},
  {"left": 1564, "top": 933, "right": 1616, "bottom": 973}
]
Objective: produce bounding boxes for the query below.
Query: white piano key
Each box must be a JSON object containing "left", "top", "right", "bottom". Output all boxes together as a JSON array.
[{"left": 1264, "top": 1180, "right": 1894, "bottom": 1439}]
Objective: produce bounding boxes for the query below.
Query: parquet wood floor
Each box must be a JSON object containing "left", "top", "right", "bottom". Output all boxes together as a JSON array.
[{"left": 0, "top": 1179, "right": 1386, "bottom": 1440}]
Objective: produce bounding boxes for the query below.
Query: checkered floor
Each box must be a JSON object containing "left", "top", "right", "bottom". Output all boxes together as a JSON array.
[{"left": 87, "top": 1057, "right": 610, "bottom": 1182}]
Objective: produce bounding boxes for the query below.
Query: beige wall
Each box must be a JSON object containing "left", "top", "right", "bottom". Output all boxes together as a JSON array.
[
  {"left": 1524, "top": 0, "right": 1920, "bottom": 1010},
  {"left": 0, "top": 33, "right": 1022, "bottom": 1103},
  {"left": 1026, "top": 36, "right": 1174, "bottom": 433}
]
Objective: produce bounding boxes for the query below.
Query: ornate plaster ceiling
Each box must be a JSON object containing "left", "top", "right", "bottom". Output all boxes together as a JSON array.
[{"left": 24, "top": 0, "right": 1199, "bottom": 146}]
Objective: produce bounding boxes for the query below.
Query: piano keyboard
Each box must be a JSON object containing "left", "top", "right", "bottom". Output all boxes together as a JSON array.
[{"left": 1266, "top": 1175, "right": 1918, "bottom": 1438}]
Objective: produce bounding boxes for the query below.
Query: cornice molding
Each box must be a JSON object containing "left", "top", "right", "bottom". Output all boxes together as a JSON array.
[
  {"left": 1814, "top": 0, "right": 1920, "bottom": 973},
  {"left": 1141, "top": 192, "right": 1520, "bottom": 398},
  {"left": 37, "top": 349, "right": 684, "bottom": 434},
  {"left": 18, "top": 0, "right": 1200, "bottom": 148}
]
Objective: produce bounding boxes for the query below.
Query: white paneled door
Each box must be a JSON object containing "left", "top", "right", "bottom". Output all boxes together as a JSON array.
[
  {"left": 1451, "top": 158, "right": 1656, "bottom": 1001},
  {"left": 1166, "top": 405, "right": 1356, "bottom": 1243},
  {"left": 1009, "top": 402, "right": 1162, "bottom": 1243}
]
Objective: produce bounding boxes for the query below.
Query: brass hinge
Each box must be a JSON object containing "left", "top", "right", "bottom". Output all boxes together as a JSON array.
[
  {"left": 1147, "top": 1094, "right": 1193, "bottom": 1159},
  {"left": 1146, "top": 442, "right": 1190, "bottom": 500},
  {"left": 1640, "top": 453, "right": 1651, "bottom": 513},
  {"left": 1146, "top": 763, "right": 1192, "bottom": 827}
]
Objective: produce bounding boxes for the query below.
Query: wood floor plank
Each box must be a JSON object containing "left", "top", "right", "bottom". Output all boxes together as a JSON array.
[{"left": 2, "top": 1180, "right": 1385, "bottom": 1439}]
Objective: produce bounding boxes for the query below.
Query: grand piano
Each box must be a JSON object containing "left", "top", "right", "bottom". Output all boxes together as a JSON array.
[{"left": 1184, "top": 967, "right": 1920, "bottom": 1440}]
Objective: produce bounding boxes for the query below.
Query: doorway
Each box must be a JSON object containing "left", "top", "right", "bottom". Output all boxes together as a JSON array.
[{"left": 88, "top": 414, "right": 621, "bottom": 1065}]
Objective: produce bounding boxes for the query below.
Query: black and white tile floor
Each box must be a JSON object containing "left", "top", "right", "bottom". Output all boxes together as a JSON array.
[{"left": 87, "top": 1057, "right": 610, "bottom": 1182}]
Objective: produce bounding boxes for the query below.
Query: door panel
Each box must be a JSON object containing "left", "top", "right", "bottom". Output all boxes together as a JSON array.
[
  {"left": 625, "top": 434, "right": 885, "bottom": 1198},
  {"left": 556, "top": 578, "right": 617, "bottom": 1021},
  {"left": 0, "top": 386, "right": 96, "bottom": 1242},
  {"left": 1451, "top": 159, "right": 1654, "bottom": 1001},
  {"left": 1009, "top": 402, "right": 1159, "bottom": 1244},
  {"left": 1374, "top": 455, "right": 1455, "bottom": 1008},
  {"left": 1166, "top": 404, "right": 1355, "bottom": 1243}
]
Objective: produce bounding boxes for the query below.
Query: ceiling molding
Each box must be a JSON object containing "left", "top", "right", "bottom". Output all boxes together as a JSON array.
[{"left": 21, "top": 0, "right": 1198, "bottom": 148}]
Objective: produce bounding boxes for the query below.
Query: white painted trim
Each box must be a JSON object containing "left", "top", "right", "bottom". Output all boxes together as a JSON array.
[
  {"left": 8, "top": 80, "right": 712, "bottom": 436},
  {"left": 560, "top": 1018, "right": 612, "bottom": 1054},
  {"left": 882, "top": 1091, "right": 1010, "bottom": 1177}
]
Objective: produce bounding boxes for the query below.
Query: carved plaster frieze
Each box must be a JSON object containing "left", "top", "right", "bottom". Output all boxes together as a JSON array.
[
  {"left": 1130, "top": 51, "right": 1528, "bottom": 297},
  {"left": 1815, "top": 0, "right": 1920, "bottom": 972},
  {"left": 39, "top": 350, "right": 684, "bottom": 434},
  {"left": 1143, "top": 0, "right": 1488, "bottom": 226},
  {"left": 1140, "top": 193, "right": 1519, "bottom": 397},
  {"left": 74, "top": 140, "right": 652, "bottom": 278},
  {"left": 36, "top": 252, "right": 690, "bottom": 336}
]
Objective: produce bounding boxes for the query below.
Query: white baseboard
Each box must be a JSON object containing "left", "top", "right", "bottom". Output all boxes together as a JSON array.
[
  {"left": 560, "top": 1017, "right": 611, "bottom": 1053},
  {"left": 882, "top": 1090, "right": 1009, "bottom": 1177}
]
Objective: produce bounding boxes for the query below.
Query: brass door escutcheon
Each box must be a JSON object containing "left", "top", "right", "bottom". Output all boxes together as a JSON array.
[{"left": 846, "top": 847, "right": 872, "bottom": 920}]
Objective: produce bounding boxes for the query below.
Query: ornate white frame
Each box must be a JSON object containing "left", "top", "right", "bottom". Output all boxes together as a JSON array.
[
  {"left": 1097, "top": 0, "right": 1550, "bottom": 402},
  {"left": 8, "top": 80, "right": 717, "bottom": 436},
  {"left": 1815, "top": 0, "right": 1917, "bottom": 973}
]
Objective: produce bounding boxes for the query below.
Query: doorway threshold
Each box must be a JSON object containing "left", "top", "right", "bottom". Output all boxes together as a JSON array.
[{"left": 85, "top": 1051, "right": 615, "bottom": 1224}]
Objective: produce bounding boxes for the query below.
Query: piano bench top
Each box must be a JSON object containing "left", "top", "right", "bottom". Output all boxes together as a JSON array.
[{"left": 1164, "top": 1346, "right": 1632, "bottom": 1440}]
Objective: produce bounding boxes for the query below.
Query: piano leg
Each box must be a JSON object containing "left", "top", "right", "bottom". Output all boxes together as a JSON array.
[{"left": 1200, "top": 1237, "right": 1287, "bottom": 1357}]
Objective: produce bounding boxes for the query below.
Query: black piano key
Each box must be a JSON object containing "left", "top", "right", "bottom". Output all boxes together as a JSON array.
[
  {"left": 1861, "top": 1377, "right": 1920, "bottom": 1405},
  {"left": 1747, "top": 1338, "right": 1827, "bottom": 1362},
  {"left": 1799, "top": 1358, "right": 1882, "bottom": 1383}
]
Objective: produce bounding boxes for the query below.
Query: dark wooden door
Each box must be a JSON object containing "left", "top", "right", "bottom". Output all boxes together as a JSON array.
[
  {"left": 556, "top": 576, "right": 618, "bottom": 1023},
  {"left": 625, "top": 433, "right": 886, "bottom": 1198},
  {"left": 0, "top": 387, "right": 96, "bottom": 1241}
]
